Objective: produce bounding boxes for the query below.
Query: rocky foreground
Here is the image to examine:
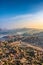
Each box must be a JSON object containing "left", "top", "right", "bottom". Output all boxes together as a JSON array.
[{"left": 0, "top": 41, "right": 43, "bottom": 65}]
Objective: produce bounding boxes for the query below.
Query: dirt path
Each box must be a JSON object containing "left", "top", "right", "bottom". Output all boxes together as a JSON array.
[{"left": 22, "top": 42, "right": 43, "bottom": 52}]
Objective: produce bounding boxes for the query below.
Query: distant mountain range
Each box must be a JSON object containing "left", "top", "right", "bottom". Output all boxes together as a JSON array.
[
  {"left": 0, "top": 28, "right": 2, "bottom": 31},
  {"left": 0, "top": 28, "right": 43, "bottom": 48},
  {"left": 0, "top": 28, "right": 43, "bottom": 37}
]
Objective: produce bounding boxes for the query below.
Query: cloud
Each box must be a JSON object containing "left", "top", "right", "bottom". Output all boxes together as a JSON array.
[{"left": 0, "top": 11, "right": 43, "bottom": 29}]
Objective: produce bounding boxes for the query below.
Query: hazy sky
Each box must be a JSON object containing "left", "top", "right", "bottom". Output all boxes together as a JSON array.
[{"left": 0, "top": 0, "right": 43, "bottom": 29}]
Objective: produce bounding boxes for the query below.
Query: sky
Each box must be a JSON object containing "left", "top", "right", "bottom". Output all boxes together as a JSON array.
[{"left": 0, "top": 0, "right": 43, "bottom": 29}]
